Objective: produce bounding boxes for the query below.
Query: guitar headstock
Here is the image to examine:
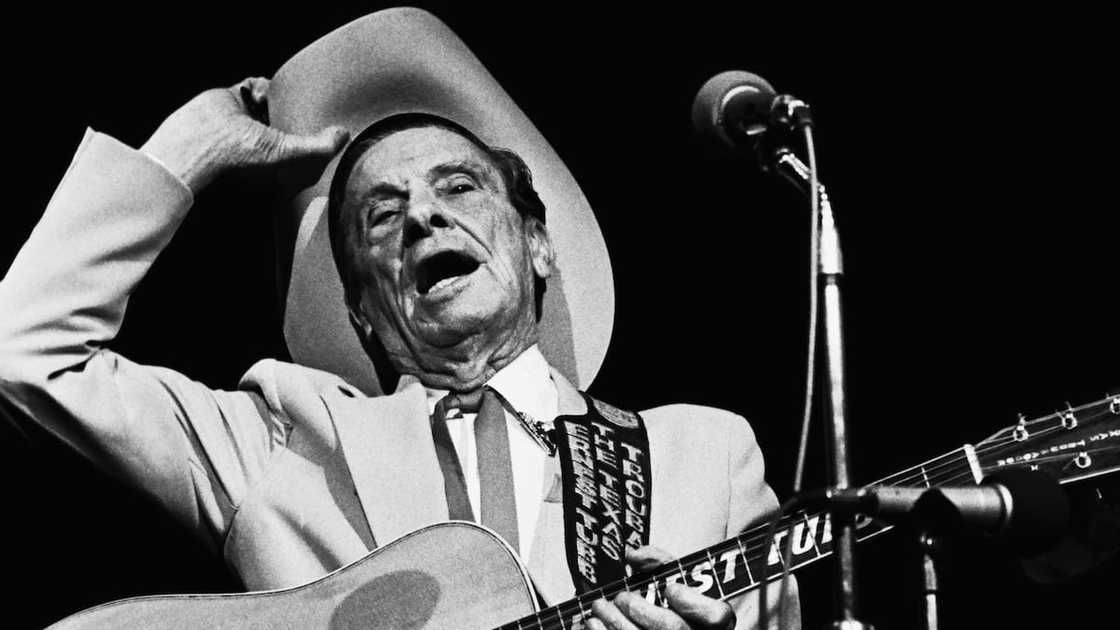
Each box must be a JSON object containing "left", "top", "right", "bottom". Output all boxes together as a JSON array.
[{"left": 973, "top": 394, "right": 1120, "bottom": 485}]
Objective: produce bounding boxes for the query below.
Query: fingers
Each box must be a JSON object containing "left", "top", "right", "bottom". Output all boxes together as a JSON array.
[
  {"left": 663, "top": 584, "right": 737, "bottom": 629},
  {"left": 587, "top": 585, "right": 736, "bottom": 630},
  {"left": 228, "top": 76, "right": 349, "bottom": 164},
  {"left": 236, "top": 77, "right": 270, "bottom": 106},
  {"left": 590, "top": 597, "right": 643, "bottom": 630},
  {"left": 234, "top": 77, "right": 270, "bottom": 125},
  {"left": 589, "top": 548, "right": 734, "bottom": 629},
  {"left": 261, "top": 125, "right": 350, "bottom": 164},
  {"left": 626, "top": 546, "right": 676, "bottom": 572},
  {"left": 585, "top": 617, "right": 610, "bottom": 630},
  {"left": 600, "top": 587, "right": 685, "bottom": 627}
]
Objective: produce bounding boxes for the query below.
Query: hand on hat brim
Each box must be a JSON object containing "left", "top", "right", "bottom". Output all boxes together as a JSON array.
[{"left": 141, "top": 77, "right": 350, "bottom": 194}]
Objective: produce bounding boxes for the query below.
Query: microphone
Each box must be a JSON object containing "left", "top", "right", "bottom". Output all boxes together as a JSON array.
[
  {"left": 691, "top": 70, "right": 812, "bottom": 149},
  {"left": 828, "top": 469, "right": 1071, "bottom": 553}
]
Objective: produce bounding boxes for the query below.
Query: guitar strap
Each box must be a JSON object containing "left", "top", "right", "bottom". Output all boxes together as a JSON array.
[{"left": 553, "top": 393, "right": 653, "bottom": 594}]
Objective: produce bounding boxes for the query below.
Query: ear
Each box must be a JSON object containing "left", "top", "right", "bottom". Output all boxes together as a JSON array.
[{"left": 525, "top": 218, "right": 555, "bottom": 280}]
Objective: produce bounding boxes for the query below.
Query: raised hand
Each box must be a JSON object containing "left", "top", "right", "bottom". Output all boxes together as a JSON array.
[
  {"left": 141, "top": 77, "right": 349, "bottom": 194},
  {"left": 587, "top": 546, "right": 737, "bottom": 630}
]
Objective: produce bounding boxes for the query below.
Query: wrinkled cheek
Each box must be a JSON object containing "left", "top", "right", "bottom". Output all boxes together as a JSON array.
[
  {"left": 353, "top": 253, "right": 404, "bottom": 325},
  {"left": 368, "top": 290, "right": 417, "bottom": 360},
  {"left": 489, "top": 233, "right": 527, "bottom": 277},
  {"left": 373, "top": 283, "right": 410, "bottom": 328}
]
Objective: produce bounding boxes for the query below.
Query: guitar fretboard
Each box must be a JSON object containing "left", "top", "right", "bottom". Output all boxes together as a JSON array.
[{"left": 501, "top": 447, "right": 977, "bottom": 630}]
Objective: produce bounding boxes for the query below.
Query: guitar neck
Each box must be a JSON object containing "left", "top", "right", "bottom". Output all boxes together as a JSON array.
[{"left": 502, "top": 446, "right": 979, "bottom": 630}]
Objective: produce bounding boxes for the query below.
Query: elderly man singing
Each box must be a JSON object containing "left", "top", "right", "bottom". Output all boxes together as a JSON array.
[{"left": 0, "top": 8, "right": 797, "bottom": 630}]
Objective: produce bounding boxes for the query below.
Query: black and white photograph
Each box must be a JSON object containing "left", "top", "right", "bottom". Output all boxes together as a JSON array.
[{"left": 1, "top": 3, "right": 1116, "bottom": 629}]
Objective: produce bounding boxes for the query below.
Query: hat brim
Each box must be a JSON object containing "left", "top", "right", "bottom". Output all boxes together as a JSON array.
[{"left": 269, "top": 7, "right": 613, "bottom": 394}]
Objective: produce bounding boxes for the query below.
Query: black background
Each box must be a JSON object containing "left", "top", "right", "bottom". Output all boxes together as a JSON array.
[{"left": 1, "top": 3, "right": 1116, "bottom": 628}]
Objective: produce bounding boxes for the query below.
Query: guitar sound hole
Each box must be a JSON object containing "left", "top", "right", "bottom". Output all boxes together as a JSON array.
[{"left": 330, "top": 569, "right": 441, "bottom": 630}]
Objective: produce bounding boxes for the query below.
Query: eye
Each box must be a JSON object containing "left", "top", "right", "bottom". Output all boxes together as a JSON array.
[
  {"left": 370, "top": 210, "right": 398, "bottom": 227},
  {"left": 443, "top": 175, "right": 478, "bottom": 195},
  {"left": 367, "top": 201, "right": 402, "bottom": 228}
]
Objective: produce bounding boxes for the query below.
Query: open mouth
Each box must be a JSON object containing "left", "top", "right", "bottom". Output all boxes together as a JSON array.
[{"left": 416, "top": 250, "right": 482, "bottom": 295}]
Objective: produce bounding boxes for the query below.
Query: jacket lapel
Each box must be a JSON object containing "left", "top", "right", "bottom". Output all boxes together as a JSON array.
[
  {"left": 326, "top": 382, "right": 449, "bottom": 547},
  {"left": 526, "top": 368, "right": 588, "bottom": 603},
  {"left": 327, "top": 365, "right": 587, "bottom": 601}
]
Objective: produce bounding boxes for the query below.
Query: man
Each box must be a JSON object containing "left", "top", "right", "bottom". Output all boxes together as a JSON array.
[{"left": 0, "top": 8, "right": 797, "bottom": 629}]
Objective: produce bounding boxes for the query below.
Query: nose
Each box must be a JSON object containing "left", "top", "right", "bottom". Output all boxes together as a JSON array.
[{"left": 403, "top": 196, "right": 452, "bottom": 248}]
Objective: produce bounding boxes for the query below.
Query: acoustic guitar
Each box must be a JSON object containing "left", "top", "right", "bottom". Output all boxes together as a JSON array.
[{"left": 48, "top": 395, "right": 1120, "bottom": 629}]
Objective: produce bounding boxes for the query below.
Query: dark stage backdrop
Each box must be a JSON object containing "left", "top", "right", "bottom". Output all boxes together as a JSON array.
[{"left": 2, "top": 3, "right": 1116, "bottom": 628}]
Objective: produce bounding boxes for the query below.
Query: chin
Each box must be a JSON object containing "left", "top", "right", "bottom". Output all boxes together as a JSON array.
[
  {"left": 417, "top": 292, "right": 512, "bottom": 332},
  {"left": 410, "top": 309, "right": 486, "bottom": 347}
]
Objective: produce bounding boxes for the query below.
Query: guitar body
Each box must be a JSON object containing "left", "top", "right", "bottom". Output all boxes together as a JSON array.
[{"left": 48, "top": 522, "right": 538, "bottom": 630}]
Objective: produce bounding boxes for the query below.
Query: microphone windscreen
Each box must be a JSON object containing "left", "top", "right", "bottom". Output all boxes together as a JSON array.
[{"left": 691, "top": 70, "right": 775, "bottom": 147}]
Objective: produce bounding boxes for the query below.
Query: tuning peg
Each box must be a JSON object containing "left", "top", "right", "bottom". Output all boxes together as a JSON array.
[
  {"left": 1105, "top": 388, "right": 1120, "bottom": 414},
  {"left": 1059, "top": 403, "right": 1078, "bottom": 429}
]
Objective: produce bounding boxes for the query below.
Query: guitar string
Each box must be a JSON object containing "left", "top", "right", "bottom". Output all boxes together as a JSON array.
[
  {"left": 530, "top": 439, "right": 1097, "bottom": 630},
  {"left": 951, "top": 402, "right": 1113, "bottom": 456},
  {"left": 916, "top": 431, "right": 1055, "bottom": 482},
  {"left": 967, "top": 424, "right": 1071, "bottom": 462},
  {"left": 513, "top": 407, "right": 1117, "bottom": 629},
  {"left": 971, "top": 402, "right": 1114, "bottom": 450},
  {"left": 975, "top": 410, "right": 1118, "bottom": 457},
  {"left": 522, "top": 452, "right": 1001, "bottom": 628},
  {"left": 527, "top": 460, "right": 1067, "bottom": 630},
  {"left": 524, "top": 433, "right": 1102, "bottom": 630},
  {"left": 843, "top": 417, "right": 1078, "bottom": 491},
  {"left": 964, "top": 422, "right": 1108, "bottom": 458},
  {"left": 508, "top": 453, "right": 958, "bottom": 628},
  {"left": 918, "top": 425, "right": 1079, "bottom": 487},
  {"left": 516, "top": 465, "right": 982, "bottom": 630},
  {"left": 611, "top": 406, "right": 1119, "bottom": 623}
]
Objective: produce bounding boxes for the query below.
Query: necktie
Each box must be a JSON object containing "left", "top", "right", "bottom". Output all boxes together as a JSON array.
[
  {"left": 430, "top": 394, "right": 474, "bottom": 523},
  {"left": 430, "top": 388, "right": 520, "bottom": 553}
]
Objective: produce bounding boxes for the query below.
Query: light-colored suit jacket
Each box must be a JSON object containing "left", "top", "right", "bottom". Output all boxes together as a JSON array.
[{"left": 0, "top": 130, "right": 798, "bottom": 627}]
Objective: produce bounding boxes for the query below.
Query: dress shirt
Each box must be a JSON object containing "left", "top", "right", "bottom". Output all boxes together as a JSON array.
[{"left": 398, "top": 344, "right": 557, "bottom": 554}]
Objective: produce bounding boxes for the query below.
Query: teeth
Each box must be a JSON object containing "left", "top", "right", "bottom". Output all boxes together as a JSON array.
[{"left": 429, "top": 276, "right": 459, "bottom": 293}]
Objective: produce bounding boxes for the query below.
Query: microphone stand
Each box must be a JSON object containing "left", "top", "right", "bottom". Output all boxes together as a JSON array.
[
  {"left": 764, "top": 145, "right": 872, "bottom": 630},
  {"left": 918, "top": 532, "right": 942, "bottom": 630}
]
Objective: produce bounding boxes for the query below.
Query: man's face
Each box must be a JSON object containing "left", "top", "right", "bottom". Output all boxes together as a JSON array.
[{"left": 341, "top": 126, "right": 553, "bottom": 385}]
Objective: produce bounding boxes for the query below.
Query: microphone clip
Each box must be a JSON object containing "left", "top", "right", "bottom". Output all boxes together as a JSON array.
[{"left": 771, "top": 94, "right": 813, "bottom": 129}]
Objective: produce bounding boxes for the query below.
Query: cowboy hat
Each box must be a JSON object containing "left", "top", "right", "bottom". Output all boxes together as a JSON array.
[{"left": 268, "top": 7, "right": 613, "bottom": 395}]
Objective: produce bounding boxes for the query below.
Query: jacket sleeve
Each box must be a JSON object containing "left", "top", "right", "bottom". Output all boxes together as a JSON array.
[
  {"left": 724, "top": 415, "right": 802, "bottom": 630},
  {"left": 0, "top": 130, "right": 286, "bottom": 549}
]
